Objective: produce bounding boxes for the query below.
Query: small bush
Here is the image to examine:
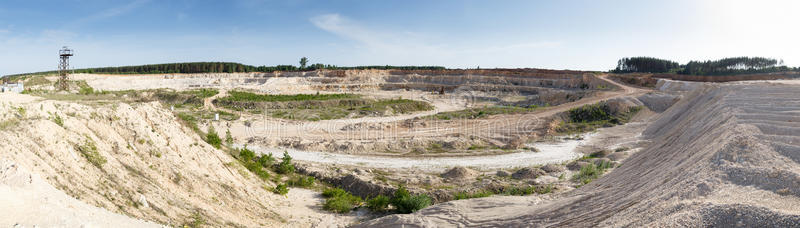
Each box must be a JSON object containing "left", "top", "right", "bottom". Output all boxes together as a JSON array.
[
  {"left": 244, "top": 161, "right": 270, "bottom": 180},
  {"left": 273, "top": 183, "right": 289, "bottom": 195},
  {"left": 322, "top": 187, "right": 362, "bottom": 213},
  {"left": 238, "top": 146, "right": 256, "bottom": 162},
  {"left": 277, "top": 151, "right": 295, "bottom": 174},
  {"left": 322, "top": 188, "right": 348, "bottom": 198},
  {"left": 391, "top": 186, "right": 432, "bottom": 214},
  {"left": 257, "top": 153, "right": 275, "bottom": 167},
  {"left": 205, "top": 125, "right": 222, "bottom": 149},
  {"left": 77, "top": 138, "right": 106, "bottom": 168},
  {"left": 366, "top": 195, "right": 391, "bottom": 211}
]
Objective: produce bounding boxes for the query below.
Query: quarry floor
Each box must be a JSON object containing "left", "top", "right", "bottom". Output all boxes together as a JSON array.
[{"left": 10, "top": 73, "right": 795, "bottom": 227}]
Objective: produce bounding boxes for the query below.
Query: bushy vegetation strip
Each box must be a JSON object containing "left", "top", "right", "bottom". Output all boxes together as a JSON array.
[
  {"left": 214, "top": 91, "right": 433, "bottom": 121},
  {"left": 557, "top": 102, "right": 642, "bottom": 134},
  {"left": 429, "top": 105, "right": 542, "bottom": 120}
]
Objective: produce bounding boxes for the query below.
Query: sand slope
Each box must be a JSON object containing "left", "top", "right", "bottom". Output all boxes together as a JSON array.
[
  {"left": 0, "top": 93, "right": 357, "bottom": 227},
  {"left": 0, "top": 160, "right": 161, "bottom": 227},
  {"left": 358, "top": 81, "right": 800, "bottom": 227}
]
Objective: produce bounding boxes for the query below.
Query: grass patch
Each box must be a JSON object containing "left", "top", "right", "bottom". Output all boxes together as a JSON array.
[
  {"left": 219, "top": 91, "right": 360, "bottom": 102},
  {"left": 0, "top": 119, "right": 19, "bottom": 130},
  {"left": 76, "top": 137, "right": 106, "bottom": 168},
  {"left": 429, "top": 105, "right": 541, "bottom": 120},
  {"left": 453, "top": 190, "right": 494, "bottom": 200},
  {"left": 214, "top": 91, "right": 433, "bottom": 121},
  {"left": 287, "top": 176, "right": 315, "bottom": 188},
  {"left": 572, "top": 162, "right": 614, "bottom": 185}
]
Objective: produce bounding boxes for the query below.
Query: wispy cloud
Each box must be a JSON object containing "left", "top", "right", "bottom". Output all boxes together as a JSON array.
[
  {"left": 309, "top": 13, "right": 561, "bottom": 66},
  {"left": 66, "top": 0, "right": 151, "bottom": 28}
]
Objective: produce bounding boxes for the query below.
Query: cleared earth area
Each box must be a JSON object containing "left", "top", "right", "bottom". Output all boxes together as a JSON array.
[{"left": 2, "top": 68, "right": 797, "bottom": 227}]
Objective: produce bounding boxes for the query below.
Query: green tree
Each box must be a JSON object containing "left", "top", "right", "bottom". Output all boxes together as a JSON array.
[
  {"left": 277, "top": 151, "right": 295, "bottom": 174},
  {"left": 299, "top": 57, "right": 309, "bottom": 69}
]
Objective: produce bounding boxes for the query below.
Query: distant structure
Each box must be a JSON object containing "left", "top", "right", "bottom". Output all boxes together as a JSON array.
[
  {"left": 1, "top": 81, "right": 24, "bottom": 93},
  {"left": 58, "top": 46, "right": 74, "bottom": 90}
]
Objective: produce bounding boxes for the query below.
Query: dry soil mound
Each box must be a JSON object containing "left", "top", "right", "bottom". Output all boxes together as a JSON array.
[
  {"left": 357, "top": 81, "right": 800, "bottom": 227},
  {"left": 441, "top": 167, "right": 478, "bottom": 181}
]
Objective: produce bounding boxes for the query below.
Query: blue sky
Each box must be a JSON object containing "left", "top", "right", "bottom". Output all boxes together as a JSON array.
[{"left": 1, "top": 0, "right": 799, "bottom": 75}]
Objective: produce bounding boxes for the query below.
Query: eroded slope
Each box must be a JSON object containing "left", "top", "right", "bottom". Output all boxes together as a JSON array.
[
  {"left": 358, "top": 82, "right": 800, "bottom": 227},
  {"left": 0, "top": 93, "right": 354, "bottom": 227}
]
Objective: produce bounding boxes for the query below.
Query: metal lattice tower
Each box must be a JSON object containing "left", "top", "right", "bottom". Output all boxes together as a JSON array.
[{"left": 58, "top": 46, "right": 74, "bottom": 90}]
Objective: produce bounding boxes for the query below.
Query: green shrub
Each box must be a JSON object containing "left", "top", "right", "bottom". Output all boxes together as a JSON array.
[
  {"left": 322, "top": 187, "right": 362, "bottom": 213},
  {"left": 322, "top": 188, "right": 348, "bottom": 198},
  {"left": 367, "top": 195, "right": 391, "bottom": 211},
  {"left": 238, "top": 146, "right": 256, "bottom": 162},
  {"left": 288, "top": 176, "right": 315, "bottom": 188},
  {"left": 205, "top": 125, "right": 222, "bottom": 149},
  {"left": 77, "top": 138, "right": 106, "bottom": 168},
  {"left": 391, "top": 186, "right": 432, "bottom": 214},
  {"left": 244, "top": 161, "right": 269, "bottom": 180},
  {"left": 273, "top": 183, "right": 289, "bottom": 195},
  {"left": 257, "top": 153, "right": 275, "bottom": 168},
  {"left": 277, "top": 151, "right": 294, "bottom": 174},
  {"left": 568, "top": 103, "right": 612, "bottom": 122}
]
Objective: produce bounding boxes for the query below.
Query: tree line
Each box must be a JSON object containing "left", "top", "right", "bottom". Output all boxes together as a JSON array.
[
  {"left": 4, "top": 59, "right": 445, "bottom": 78},
  {"left": 612, "top": 56, "right": 795, "bottom": 75}
]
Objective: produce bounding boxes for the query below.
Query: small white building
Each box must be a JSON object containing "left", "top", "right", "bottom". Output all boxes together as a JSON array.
[{"left": 1, "top": 82, "right": 24, "bottom": 93}]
